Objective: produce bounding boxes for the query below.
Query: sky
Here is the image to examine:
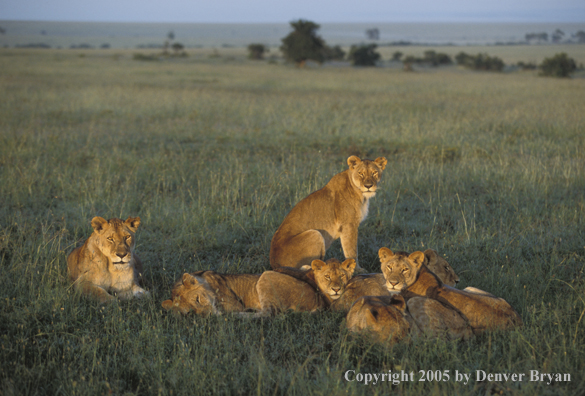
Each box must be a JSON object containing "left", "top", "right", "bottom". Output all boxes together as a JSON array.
[{"left": 0, "top": 0, "right": 584, "bottom": 23}]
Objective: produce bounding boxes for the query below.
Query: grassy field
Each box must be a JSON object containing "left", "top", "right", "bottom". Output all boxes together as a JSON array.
[{"left": 1, "top": 48, "right": 584, "bottom": 395}]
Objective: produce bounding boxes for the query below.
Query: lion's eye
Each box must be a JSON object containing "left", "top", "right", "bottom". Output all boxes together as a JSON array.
[
  {"left": 402, "top": 268, "right": 409, "bottom": 273},
  {"left": 373, "top": 171, "right": 378, "bottom": 177},
  {"left": 107, "top": 237, "right": 114, "bottom": 243},
  {"left": 125, "top": 235, "right": 131, "bottom": 241},
  {"left": 325, "top": 275, "right": 331, "bottom": 280}
]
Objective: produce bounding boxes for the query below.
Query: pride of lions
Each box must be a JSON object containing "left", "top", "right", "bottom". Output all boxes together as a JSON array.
[{"left": 67, "top": 155, "right": 522, "bottom": 343}]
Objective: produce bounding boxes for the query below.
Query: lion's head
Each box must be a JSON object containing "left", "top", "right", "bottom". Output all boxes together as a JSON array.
[
  {"left": 424, "top": 249, "right": 459, "bottom": 287},
  {"left": 346, "top": 294, "right": 410, "bottom": 343},
  {"left": 91, "top": 216, "right": 140, "bottom": 266},
  {"left": 311, "top": 258, "right": 356, "bottom": 301},
  {"left": 347, "top": 156, "right": 387, "bottom": 199},
  {"left": 379, "top": 248, "right": 425, "bottom": 293},
  {"left": 161, "top": 273, "right": 218, "bottom": 315}
]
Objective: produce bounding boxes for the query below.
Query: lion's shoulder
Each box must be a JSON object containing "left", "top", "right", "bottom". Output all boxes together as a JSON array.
[{"left": 346, "top": 294, "right": 410, "bottom": 343}]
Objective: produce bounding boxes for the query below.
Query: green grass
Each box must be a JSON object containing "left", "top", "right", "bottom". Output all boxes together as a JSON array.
[{"left": 1, "top": 48, "right": 584, "bottom": 395}]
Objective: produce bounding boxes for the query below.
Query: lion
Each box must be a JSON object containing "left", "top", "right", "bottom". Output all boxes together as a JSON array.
[
  {"left": 345, "top": 294, "right": 411, "bottom": 343},
  {"left": 379, "top": 247, "right": 523, "bottom": 334},
  {"left": 163, "top": 258, "right": 356, "bottom": 316},
  {"left": 161, "top": 271, "right": 261, "bottom": 315},
  {"left": 269, "top": 155, "right": 387, "bottom": 271},
  {"left": 258, "top": 258, "right": 356, "bottom": 315},
  {"left": 67, "top": 216, "right": 147, "bottom": 303},
  {"left": 330, "top": 249, "right": 459, "bottom": 312}
]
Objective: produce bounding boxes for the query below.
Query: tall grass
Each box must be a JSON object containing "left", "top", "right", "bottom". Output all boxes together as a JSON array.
[{"left": 1, "top": 48, "right": 584, "bottom": 395}]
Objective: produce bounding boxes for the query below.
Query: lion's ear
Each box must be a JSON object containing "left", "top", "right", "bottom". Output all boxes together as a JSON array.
[
  {"left": 374, "top": 157, "right": 387, "bottom": 170},
  {"left": 161, "top": 300, "right": 174, "bottom": 310},
  {"left": 423, "top": 249, "right": 438, "bottom": 266},
  {"left": 91, "top": 217, "right": 108, "bottom": 234},
  {"left": 347, "top": 155, "right": 362, "bottom": 169},
  {"left": 389, "top": 294, "right": 406, "bottom": 312},
  {"left": 311, "top": 259, "right": 326, "bottom": 272},
  {"left": 342, "top": 258, "right": 356, "bottom": 274},
  {"left": 378, "top": 247, "right": 394, "bottom": 261},
  {"left": 182, "top": 273, "right": 197, "bottom": 286},
  {"left": 125, "top": 216, "right": 141, "bottom": 232},
  {"left": 409, "top": 251, "right": 426, "bottom": 269}
]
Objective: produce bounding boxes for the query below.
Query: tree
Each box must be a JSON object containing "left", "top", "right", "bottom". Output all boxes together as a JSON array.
[
  {"left": 248, "top": 43, "right": 266, "bottom": 60},
  {"left": 391, "top": 51, "right": 403, "bottom": 61},
  {"left": 455, "top": 52, "right": 504, "bottom": 72},
  {"left": 280, "top": 19, "right": 326, "bottom": 65},
  {"left": 552, "top": 29, "right": 565, "bottom": 43},
  {"left": 539, "top": 53, "right": 577, "bottom": 78},
  {"left": 575, "top": 31, "right": 585, "bottom": 43},
  {"left": 348, "top": 44, "right": 381, "bottom": 66},
  {"left": 171, "top": 42, "right": 184, "bottom": 55},
  {"left": 365, "top": 28, "right": 379, "bottom": 41},
  {"left": 168, "top": 31, "right": 175, "bottom": 41}
]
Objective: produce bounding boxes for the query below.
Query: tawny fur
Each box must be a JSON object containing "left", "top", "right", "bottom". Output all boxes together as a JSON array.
[
  {"left": 162, "top": 271, "right": 261, "bottom": 315},
  {"left": 345, "top": 295, "right": 411, "bottom": 343},
  {"left": 269, "top": 155, "right": 387, "bottom": 270},
  {"left": 67, "top": 216, "right": 146, "bottom": 303},
  {"left": 330, "top": 249, "right": 459, "bottom": 312},
  {"left": 379, "top": 248, "right": 523, "bottom": 335}
]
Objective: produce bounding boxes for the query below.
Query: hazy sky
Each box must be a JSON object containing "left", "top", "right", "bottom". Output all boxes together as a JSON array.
[{"left": 1, "top": 0, "right": 584, "bottom": 23}]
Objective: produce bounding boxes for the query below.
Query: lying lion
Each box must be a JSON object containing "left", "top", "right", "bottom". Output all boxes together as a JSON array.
[
  {"left": 161, "top": 271, "right": 262, "bottom": 315},
  {"left": 345, "top": 294, "right": 411, "bottom": 343},
  {"left": 67, "top": 216, "right": 147, "bottom": 303},
  {"left": 331, "top": 249, "right": 459, "bottom": 312},
  {"left": 379, "top": 247, "right": 523, "bottom": 335},
  {"left": 270, "top": 155, "right": 387, "bottom": 271},
  {"left": 162, "top": 258, "right": 355, "bottom": 316}
]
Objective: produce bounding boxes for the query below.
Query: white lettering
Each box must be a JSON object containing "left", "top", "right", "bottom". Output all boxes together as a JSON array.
[
  {"left": 345, "top": 370, "right": 355, "bottom": 382},
  {"left": 476, "top": 370, "right": 486, "bottom": 382}
]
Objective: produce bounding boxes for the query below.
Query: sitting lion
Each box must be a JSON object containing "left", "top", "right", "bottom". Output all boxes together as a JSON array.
[
  {"left": 330, "top": 249, "right": 459, "bottom": 312},
  {"left": 379, "top": 247, "right": 523, "bottom": 334},
  {"left": 345, "top": 294, "right": 411, "bottom": 343},
  {"left": 269, "top": 155, "right": 387, "bottom": 271},
  {"left": 161, "top": 271, "right": 261, "bottom": 315},
  {"left": 67, "top": 216, "right": 147, "bottom": 303}
]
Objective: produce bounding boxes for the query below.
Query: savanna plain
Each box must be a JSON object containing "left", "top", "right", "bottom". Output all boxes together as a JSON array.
[{"left": 1, "top": 47, "right": 584, "bottom": 395}]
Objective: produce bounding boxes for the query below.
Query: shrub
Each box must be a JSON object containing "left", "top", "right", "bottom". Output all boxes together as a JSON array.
[
  {"left": 348, "top": 44, "right": 380, "bottom": 66},
  {"left": 247, "top": 44, "right": 266, "bottom": 60},
  {"left": 323, "top": 45, "right": 346, "bottom": 61},
  {"left": 455, "top": 52, "right": 504, "bottom": 72},
  {"left": 539, "top": 53, "right": 577, "bottom": 78}
]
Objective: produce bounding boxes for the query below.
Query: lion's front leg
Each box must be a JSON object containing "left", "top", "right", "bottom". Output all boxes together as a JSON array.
[
  {"left": 117, "top": 284, "right": 149, "bottom": 300},
  {"left": 340, "top": 225, "right": 364, "bottom": 272},
  {"left": 75, "top": 280, "right": 116, "bottom": 304}
]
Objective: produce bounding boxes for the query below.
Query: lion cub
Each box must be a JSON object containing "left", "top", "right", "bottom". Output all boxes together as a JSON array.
[
  {"left": 162, "top": 271, "right": 261, "bottom": 315},
  {"left": 270, "top": 155, "right": 387, "bottom": 270},
  {"left": 379, "top": 248, "right": 523, "bottom": 335},
  {"left": 67, "top": 216, "right": 147, "bottom": 303}
]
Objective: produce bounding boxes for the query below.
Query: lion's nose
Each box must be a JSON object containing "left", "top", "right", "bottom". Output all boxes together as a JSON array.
[
  {"left": 390, "top": 281, "right": 399, "bottom": 287},
  {"left": 116, "top": 253, "right": 126, "bottom": 259},
  {"left": 364, "top": 182, "right": 373, "bottom": 189},
  {"left": 331, "top": 287, "right": 341, "bottom": 293}
]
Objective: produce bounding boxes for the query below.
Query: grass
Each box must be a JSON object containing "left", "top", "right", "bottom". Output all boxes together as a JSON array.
[{"left": 1, "top": 48, "right": 584, "bottom": 395}]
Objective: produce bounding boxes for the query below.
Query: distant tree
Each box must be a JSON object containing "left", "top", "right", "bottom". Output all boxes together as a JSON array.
[
  {"left": 539, "top": 53, "right": 576, "bottom": 77},
  {"left": 455, "top": 51, "right": 504, "bottom": 72},
  {"left": 168, "top": 31, "right": 175, "bottom": 41},
  {"left": 348, "top": 44, "right": 381, "bottom": 66},
  {"left": 552, "top": 29, "right": 565, "bottom": 43},
  {"left": 0, "top": 26, "right": 6, "bottom": 34},
  {"left": 247, "top": 43, "right": 266, "bottom": 60},
  {"left": 423, "top": 50, "right": 452, "bottom": 66},
  {"left": 280, "top": 19, "right": 326, "bottom": 65},
  {"left": 323, "top": 45, "right": 346, "bottom": 61},
  {"left": 525, "top": 32, "right": 548, "bottom": 43},
  {"left": 171, "top": 42, "right": 184, "bottom": 54},
  {"left": 365, "top": 28, "right": 379, "bottom": 41},
  {"left": 575, "top": 31, "right": 585, "bottom": 43},
  {"left": 391, "top": 51, "right": 403, "bottom": 61}
]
